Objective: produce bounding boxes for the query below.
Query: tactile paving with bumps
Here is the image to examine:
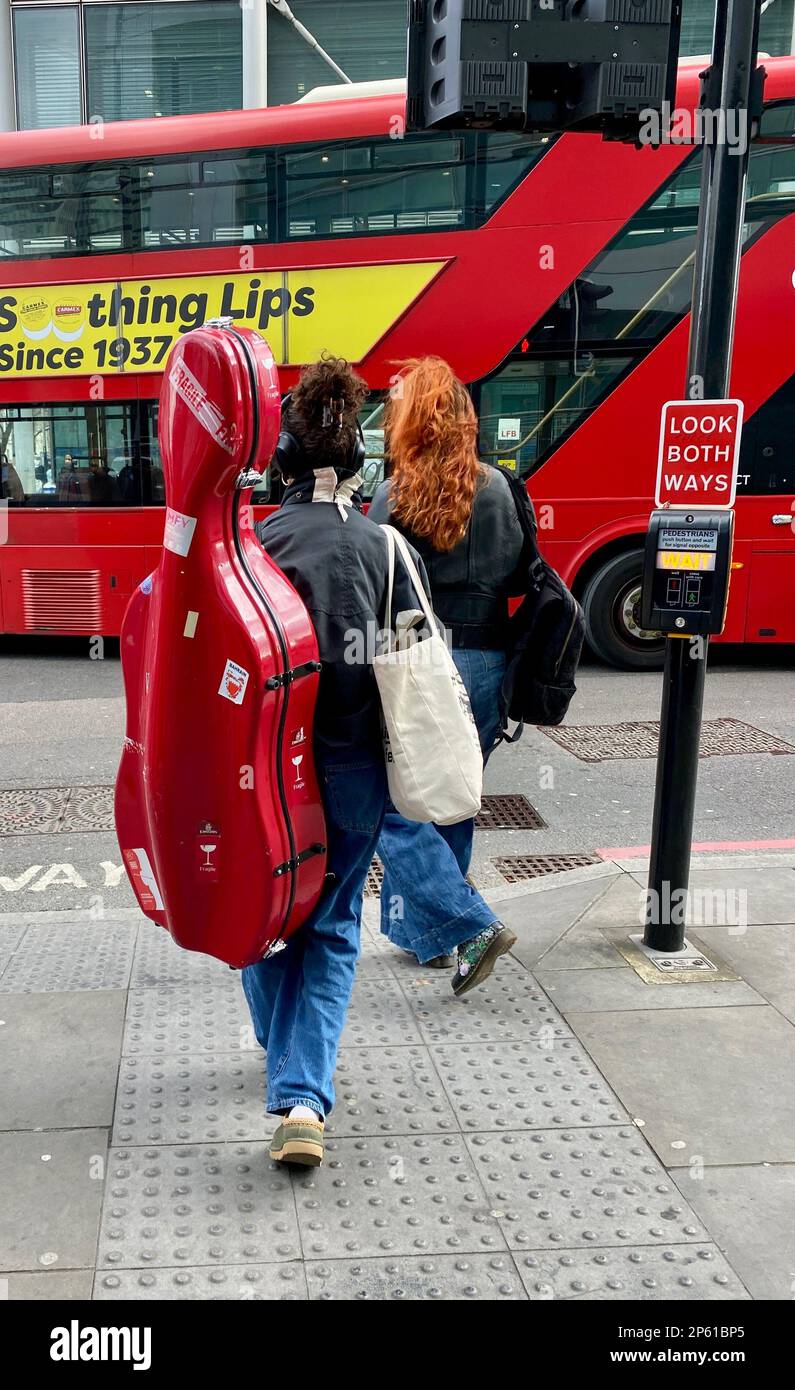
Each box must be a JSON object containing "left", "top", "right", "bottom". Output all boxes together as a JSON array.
[
  {"left": 94, "top": 1262, "right": 308, "bottom": 1300},
  {"left": 112, "top": 1053, "right": 273, "bottom": 1146},
  {"left": 306, "top": 1252, "right": 524, "bottom": 1300},
  {"left": 327, "top": 1046, "right": 458, "bottom": 1137},
  {"left": 513, "top": 1245, "right": 749, "bottom": 1301},
  {"left": 431, "top": 1039, "right": 628, "bottom": 1130},
  {"left": 0, "top": 920, "right": 138, "bottom": 993},
  {"left": 402, "top": 960, "right": 571, "bottom": 1045},
  {"left": 131, "top": 925, "right": 232, "bottom": 989},
  {"left": 466, "top": 1128, "right": 709, "bottom": 1250},
  {"left": 292, "top": 1134, "right": 507, "bottom": 1259},
  {"left": 341, "top": 978, "right": 423, "bottom": 1047},
  {"left": 123, "top": 984, "right": 252, "bottom": 1057},
  {"left": 97, "top": 1144, "right": 301, "bottom": 1269}
]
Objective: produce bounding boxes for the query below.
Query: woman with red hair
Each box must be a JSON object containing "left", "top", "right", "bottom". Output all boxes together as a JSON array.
[{"left": 369, "top": 357, "right": 529, "bottom": 995}]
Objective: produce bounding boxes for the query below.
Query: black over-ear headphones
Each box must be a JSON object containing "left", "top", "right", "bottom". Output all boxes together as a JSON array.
[{"left": 272, "top": 393, "right": 366, "bottom": 480}]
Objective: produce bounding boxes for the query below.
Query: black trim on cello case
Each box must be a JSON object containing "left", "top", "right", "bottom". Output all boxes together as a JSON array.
[{"left": 225, "top": 326, "right": 301, "bottom": 945}]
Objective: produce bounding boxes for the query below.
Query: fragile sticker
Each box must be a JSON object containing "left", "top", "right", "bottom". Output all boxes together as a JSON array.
[
  {"left": 169, "top": 357, "right": 235, "bottom": 454},
  {"left": 197, "top": 823, "right": 221, "bottom": 882},
  {"left": 123, "top": 847, "right": 164, "bottom": 912},
  {"left": 218, "top": 658, "right": 249, "bottom": 705},
  {"left": 164, "top": 507, "right": 197, "bottom": 557}
]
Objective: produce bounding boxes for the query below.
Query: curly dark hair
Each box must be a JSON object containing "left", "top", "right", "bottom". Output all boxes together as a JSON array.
[{"left": 283, "top": 354, "right": 368, "bottom": 475}]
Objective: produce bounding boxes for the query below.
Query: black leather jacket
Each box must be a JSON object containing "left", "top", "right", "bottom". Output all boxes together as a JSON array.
[
  {"left": 256, "top": 469, "right": 429, "bottom": 756},
  {"left": 369, "top": 465, "right": 528, "bottom": 649}
]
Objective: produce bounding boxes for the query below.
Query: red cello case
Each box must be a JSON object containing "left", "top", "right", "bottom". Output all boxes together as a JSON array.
[{"left": 115, "top": 322, "right": 327, "bottom": 968}]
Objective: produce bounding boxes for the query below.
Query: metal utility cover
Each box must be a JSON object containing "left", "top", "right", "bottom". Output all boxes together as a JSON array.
[
  {"left": 494, "top": 854, "right": 602, "bottom": 882},
  {"left": 476, "top": 795, "right": 546, "bottom": 831},
  {"left": 541, "top": 719, "right": 795, "bottom": 762}
]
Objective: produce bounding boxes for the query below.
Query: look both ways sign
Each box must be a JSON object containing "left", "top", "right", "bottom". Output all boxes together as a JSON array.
[{"left": 655, "top": 399, "right": 744, "bottom": 508}]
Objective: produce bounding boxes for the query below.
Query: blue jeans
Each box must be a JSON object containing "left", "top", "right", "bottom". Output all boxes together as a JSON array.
[
  {"left": 242, "top": 747, "right": 386, "bottom": 1120},
  {"left": 378, "top": 648, "right": 505, "bottom": 963}
]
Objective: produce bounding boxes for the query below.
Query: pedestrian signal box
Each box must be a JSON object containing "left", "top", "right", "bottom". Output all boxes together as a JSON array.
[{"left": 641, "top": 510, "right": 735, "bottom": 637}]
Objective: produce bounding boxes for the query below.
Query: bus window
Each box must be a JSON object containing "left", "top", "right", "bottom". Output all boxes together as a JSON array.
[
  {"left": 478, "top": 112, "right": 795, "bottom": 476},
  {"left": 135, "top": 153, "right": 269, "bottom": 248},
  {"left": 477, "top": 354, "right": 635, "bottom": 477},
  {"left": 0, "top": 164, "right": 126, "bottom": 258},
  {"left": 359, "top": 394, "right": 387, "bottom": 496},
  {"left": 532, "top": 132, "right": 795, "bottom": 351},
  {"left": 738, "top": 372, "right": 795, "bottom": 495},
  {"left": 0, "top": 129, "right": 550, "bottom": 259},
  {"left": 479, "top": 130, "right": 554, "bottom": 210},
  {"left": 282, "top": 134, "right": 473, "bottom": 238},
  {"left": 0, "top": 402, "right": 150, "bottom": 505}
]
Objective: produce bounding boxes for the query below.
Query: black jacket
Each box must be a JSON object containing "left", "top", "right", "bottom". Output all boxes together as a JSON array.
[
  {"left": 255, "top": 471, "right": 429, "bottom": 756},
  {"left": 368, "top": 465, "right": 528, "bottom": 649}
]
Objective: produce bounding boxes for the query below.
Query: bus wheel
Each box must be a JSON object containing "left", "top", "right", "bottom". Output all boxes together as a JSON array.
[{"left": 582, "top": 550, "right": 665, "bottom": 670}]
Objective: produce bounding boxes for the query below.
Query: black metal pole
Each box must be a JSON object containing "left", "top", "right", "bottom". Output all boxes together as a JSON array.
[{"left": 645, "top": 0, "right": 763, "bottom": 952}]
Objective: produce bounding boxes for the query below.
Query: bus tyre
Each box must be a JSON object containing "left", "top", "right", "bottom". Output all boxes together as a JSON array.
[{"left": 582, "top": 549, "right": 665, "bottom": 671}]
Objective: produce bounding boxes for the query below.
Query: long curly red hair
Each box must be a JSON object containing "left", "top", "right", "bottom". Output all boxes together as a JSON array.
[{"left": 386, "top": 357, "right": 482, "bottom": 552}]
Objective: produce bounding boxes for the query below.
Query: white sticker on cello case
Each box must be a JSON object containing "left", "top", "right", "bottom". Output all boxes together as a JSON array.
[
  {"left": 123, "top": 848, "right": 164, "bottom": 912},
  {"left": 218, "top": 658, "right": 249, "bottom": 705},
  {"left": 164, "top": 507, "right": 197, "bottom": 557},
  {"left": 183, "top": 610, "right": 199, "bottom": 638}
]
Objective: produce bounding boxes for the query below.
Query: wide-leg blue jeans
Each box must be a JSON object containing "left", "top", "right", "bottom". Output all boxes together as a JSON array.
[
  {"left": 378, "top": 648, "right": 505, "bottom": 962},
  {"left": 242, "top": 747, "right": 386, "bottom": 1119}
]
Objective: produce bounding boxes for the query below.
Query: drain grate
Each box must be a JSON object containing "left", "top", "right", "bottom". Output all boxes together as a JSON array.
[
  {"left": 0, "top": 785, "right": 115, "bottom": 836},
  {"left": 493, "top": 853, "right": 602, "bottom": 883},
  {"left": 541, "top": 718, "right": 795, "bottom": 763},
  {"left": 364, "top": 858, "right": 385, "bottom": 896},
  {"left": 475, "top": 794, "right": 546, "bottom": 831}
]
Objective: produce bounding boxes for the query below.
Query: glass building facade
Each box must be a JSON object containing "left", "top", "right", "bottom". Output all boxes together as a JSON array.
[{"left": 4, "top": 1, "right": 795, "bottom": 132}]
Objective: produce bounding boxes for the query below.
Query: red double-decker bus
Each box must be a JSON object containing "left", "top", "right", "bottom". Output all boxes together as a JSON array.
[{"left": 1, "top": 63, "right": 794, "bottom": 666}]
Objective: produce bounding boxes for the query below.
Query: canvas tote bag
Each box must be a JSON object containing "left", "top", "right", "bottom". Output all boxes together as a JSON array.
[{"left": 373, "top": 525, "right": 483, "bottom": 825}]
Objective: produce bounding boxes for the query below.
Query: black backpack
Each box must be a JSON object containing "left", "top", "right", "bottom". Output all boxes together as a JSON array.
[{"left": 497, "top": 467, "right": 585, "bottom": 740}]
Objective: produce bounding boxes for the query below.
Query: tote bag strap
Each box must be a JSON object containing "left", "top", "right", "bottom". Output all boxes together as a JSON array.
[
  {"left": 380, "top": 524, "right": 438, "bottom": 633},
  {"left": 382, "top": 522, "right": 396, "bottom": 632}
]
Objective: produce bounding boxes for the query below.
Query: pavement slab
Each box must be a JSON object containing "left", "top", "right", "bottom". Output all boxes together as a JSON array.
[
  {"left": 498, "top": 875, "right": 616, "bottom": 971},
  {"left": 430, "top": 1037, "right": 628, "bottom": 1130},
  {"left": 569, "top": 1005, "right": 795, "bottom": 1166},
  {"left": 536, "top": 966, "right": 765, "bottom": 1014},
  {"left": 327, "top": 1045, "right": 458, "bottom": 1137},
  {"left": 111, "top": 1052, "right": 273, "bottom": 1147},
  {"left": 341, "top": 977, "right": 424, "bottom": 1047},
  {"left": 292, "top": 1133, "right": 507, "bottom": 1260},
  {"left": 131, "top": 923, "right": 233, "bottom": 989},
  {"left": 0, "top": 989, "right": 125, "bottom": 1129},
  {"left": 466, "top": 1127, "right": 709, "bottom": 1252},
  {"left": 402, "top": 957, "right": 571, "bottom": 1045},
  {"left": 97, "top": 1144, "right": 301, "bottom": 1270},
  {"left": 629, "top": 867, "right": 795, "bottom": 927},
  {"left": 94, "top": 1262, "right": 308, "bottom": 1301},
  {"left": 122, "top": 982, "right": 252, "bottom": 1057},
  {"left": 0, "top": 918, "right": 138, "bottom": 993},
  {"left": 3, "top": 1271, "right": 96, "bottom": 1300},
  {"left": 305, "top": 1252, "right": 525, "bottom": 1300},
  {"left": 0, "top": 1129, "right": 108, "bottom": 1272},
  {"left": 675, "top": 1163, "right": 795, "bottom": 1302},
  {"left": 692, "top": 923, "right": 795, "bottom": 1023},
  {"left": 512, "top": 1244, "right": 749, "bottom": 1301}
]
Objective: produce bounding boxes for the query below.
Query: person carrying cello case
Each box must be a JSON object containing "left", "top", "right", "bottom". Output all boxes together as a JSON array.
[{"left": 115, "top": 321, "right": 328, "bottom": 971}]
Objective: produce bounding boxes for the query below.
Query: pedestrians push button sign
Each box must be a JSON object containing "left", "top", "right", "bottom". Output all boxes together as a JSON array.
[{"left": 655, "top": 399, "right": 744, "bottom": 508}]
